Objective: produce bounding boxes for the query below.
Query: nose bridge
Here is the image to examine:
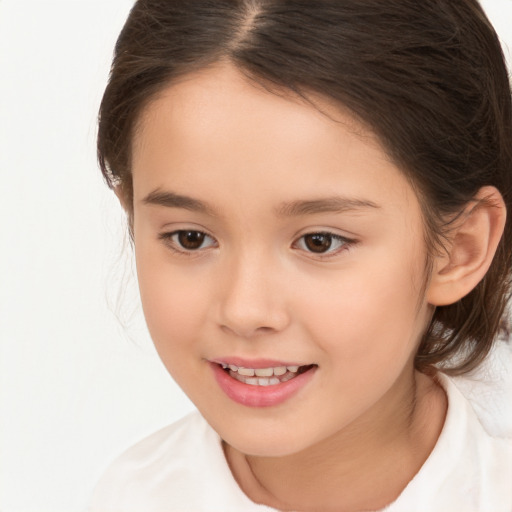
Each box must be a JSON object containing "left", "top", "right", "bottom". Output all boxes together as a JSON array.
[{"left": 217, "top": 246, "right": 289, "bottom": 337}]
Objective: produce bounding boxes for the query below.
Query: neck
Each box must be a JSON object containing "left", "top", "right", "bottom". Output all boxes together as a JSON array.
[{"left": 224, "top": 369, "right": 446, "bottom": 512}]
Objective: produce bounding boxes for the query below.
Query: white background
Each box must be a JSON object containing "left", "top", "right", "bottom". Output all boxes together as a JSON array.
[{"left": 0, "top": 1, "right": 511, "bottom": 511}]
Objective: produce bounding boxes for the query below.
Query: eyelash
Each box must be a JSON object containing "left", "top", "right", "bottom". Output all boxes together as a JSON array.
[{"left": 158, "top": 230, "right": 355, "bottom": 258}]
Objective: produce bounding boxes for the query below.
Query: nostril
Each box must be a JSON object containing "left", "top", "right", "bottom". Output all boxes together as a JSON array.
[
  {"left": 220, "top": 323, "right": 277, "bottom": 338},
  {"left": 256, "top": 326, "right": 275, "bottom": 333}
]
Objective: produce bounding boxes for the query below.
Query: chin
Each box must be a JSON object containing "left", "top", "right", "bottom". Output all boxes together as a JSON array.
[{"left": 216, "top": 419, "right": 315, "bottom": 458}]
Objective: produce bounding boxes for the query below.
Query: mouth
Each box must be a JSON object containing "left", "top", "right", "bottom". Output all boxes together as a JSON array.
[
  {"left": 210, "top": 360, "right": 318, "bottom": 407},
  {"left": 218, "top": 362, "right": 316, "bottom": 386}
]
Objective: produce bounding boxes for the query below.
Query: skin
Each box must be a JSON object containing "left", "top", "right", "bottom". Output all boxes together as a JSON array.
[{"left": 129, "top": 62, "right": 449, "bottom": 511}]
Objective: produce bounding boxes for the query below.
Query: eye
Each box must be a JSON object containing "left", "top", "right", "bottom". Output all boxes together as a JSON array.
[
  {"left": 160, "top": 230, "right": 217, "bottom": 252},
  {"left": 294, "top": 232, "right": 351, "bottom": 255}
]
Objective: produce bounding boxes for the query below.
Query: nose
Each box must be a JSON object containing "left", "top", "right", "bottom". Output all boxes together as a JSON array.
[{"left": 216, "top": 252, "right": 290, "bottom": 339}]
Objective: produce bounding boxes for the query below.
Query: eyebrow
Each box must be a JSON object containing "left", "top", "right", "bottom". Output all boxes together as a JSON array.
[
  {"left": 142, "top": 190, "right": 217, "bottom": 215},
  {"left": 275, "top": 197, "right": 380, "bottom": 217},
  {"left": 142, "top": 189, "right": 380, "bottom": 217}
]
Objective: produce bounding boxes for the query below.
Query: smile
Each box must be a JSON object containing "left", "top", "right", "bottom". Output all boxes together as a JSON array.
[
  {"left": 211, "top": 360, "right": 317, "bottom": 407},
  {"left": 222, "top": 363, "right": 314, "bottom": 386}
]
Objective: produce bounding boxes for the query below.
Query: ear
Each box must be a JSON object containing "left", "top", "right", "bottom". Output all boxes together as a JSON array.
[{"left": 427, "top": 186, "right": 506, "bottom": 306}]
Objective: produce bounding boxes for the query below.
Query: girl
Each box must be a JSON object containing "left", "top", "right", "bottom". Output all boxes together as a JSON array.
[{"left": 90, "top": 1, "right": 512, "bottom": 510}]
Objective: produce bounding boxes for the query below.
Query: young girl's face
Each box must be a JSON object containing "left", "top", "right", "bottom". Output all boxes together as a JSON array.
[{"left": 131, "top": 63, "right": 435, "bottom": 457}]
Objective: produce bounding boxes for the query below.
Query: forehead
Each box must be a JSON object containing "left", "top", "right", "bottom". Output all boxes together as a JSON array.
[{"left": 131, "top": 62, "right": 418, "bottom": 221}]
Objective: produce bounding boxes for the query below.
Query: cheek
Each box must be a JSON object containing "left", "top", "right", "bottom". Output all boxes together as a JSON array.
[
  {"left": 136, "top": 260, "right": 217, "bottom": 405},
  {"left": 135, "top": 244, "right": 210, "bottom": 358},
  {"left": 300, "top": 249, "right": 427, "bottom": 374}
]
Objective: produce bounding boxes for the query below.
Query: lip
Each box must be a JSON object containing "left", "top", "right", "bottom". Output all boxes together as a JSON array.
[{"left": 210, "top": 361, "right": 317, "bottom": 408}]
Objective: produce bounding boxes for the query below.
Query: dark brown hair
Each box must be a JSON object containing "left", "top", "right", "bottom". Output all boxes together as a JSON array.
[{"left": 98, "top": 0, "right": 512, "bottom": 375}]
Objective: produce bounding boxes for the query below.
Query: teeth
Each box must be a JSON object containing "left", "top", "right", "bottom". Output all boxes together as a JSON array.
[
  {"left": 259, "top": 377, "right": 280, "bottom": 386},
  {"left": 223, "top": 364, "right": 303, "bottom": 377},
  {"left": 221, "top": 362, "right": 312, "bottom": 388},
  {"left": 225, "top": 363, "right": 312, "bottom": 387},
  {"left": 243, "top": 377, "right": 281, "bottom": 386},
  {"left": 254, "top": 368, "right": 273, "bottom": 377},
  {"left": 273, "top": 366, "right": 287, "bottom": 376}
]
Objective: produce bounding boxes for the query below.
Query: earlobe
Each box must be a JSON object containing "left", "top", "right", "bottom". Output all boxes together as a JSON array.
[{"left": 427, "top": 186, "right": 506, "bottom": 306}]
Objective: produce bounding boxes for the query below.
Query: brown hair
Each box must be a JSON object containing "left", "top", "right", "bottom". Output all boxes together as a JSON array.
[{"left": 98, "top": 0, "right": 512, "bottom": 375}]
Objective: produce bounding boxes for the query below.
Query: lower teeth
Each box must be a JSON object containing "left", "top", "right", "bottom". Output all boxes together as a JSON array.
[{"left": 228, "top": 369, "right": 300, "bottom": 386}]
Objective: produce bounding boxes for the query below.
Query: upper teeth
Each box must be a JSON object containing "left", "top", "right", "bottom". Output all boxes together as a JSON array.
[{"left": 222, "top": 364, "right": 300, "bottom": 376}]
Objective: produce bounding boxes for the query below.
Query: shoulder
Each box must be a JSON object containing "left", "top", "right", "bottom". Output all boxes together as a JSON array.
[
  {"left": 388, "top": 372, "right": 512, "bottom": 512},
  {"left": 89, "top": 411, "right": 206, "bottom": 510},
  {"left": 89, "top": 412, "right": 218, "bottom": 511},
  {"left": 450, "top": 337, "right": 512, "bottom": 438},
  {"left": 88, "top": 411, "right": 272, "bottom": 512},
  {"left": 438, "top": 374, "right": 512, "bottom": 510}
]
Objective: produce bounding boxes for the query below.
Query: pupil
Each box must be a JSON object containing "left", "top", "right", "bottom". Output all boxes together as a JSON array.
[
  {"left": 305, "top": 234, "right": 332, "bottom": 253},
  {"left": 178, "top": 231, "right": 205, "bottom": 250}
]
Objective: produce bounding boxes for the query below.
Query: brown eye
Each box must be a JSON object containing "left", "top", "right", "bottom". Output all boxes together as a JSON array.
[
  {"left": 160, "top": 230, "right": 216, "bottom": 252},
  {"left": 177, "top": 230, "right": 207, "bottom": 250},
  {"left": 303, "top": 233, "right": 333, "bottom": 253},
  {"left": 295, "top": 232, "right": 351, "bottom": 256}
]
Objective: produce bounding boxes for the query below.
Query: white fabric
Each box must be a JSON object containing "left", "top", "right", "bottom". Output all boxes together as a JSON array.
[
  {"left": 451, "top": 339, "right": 512, "bottom": 438},
  {"left": 89, "top": 345, "right": 512, "bottom": 512}
]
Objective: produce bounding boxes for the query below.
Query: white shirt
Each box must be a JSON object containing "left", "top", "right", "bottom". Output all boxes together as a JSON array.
[{"left": 89, "top": 347, "right": 512, "bottom": 512}]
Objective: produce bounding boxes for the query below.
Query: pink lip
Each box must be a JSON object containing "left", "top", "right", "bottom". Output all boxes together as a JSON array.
[{"left": 210, "top": 361, "right": 317, "bottom": 408}]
